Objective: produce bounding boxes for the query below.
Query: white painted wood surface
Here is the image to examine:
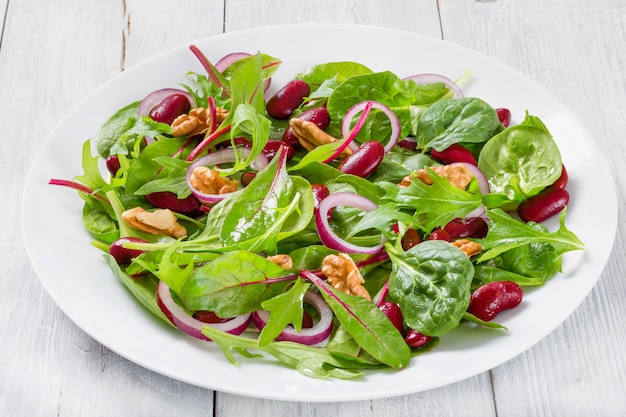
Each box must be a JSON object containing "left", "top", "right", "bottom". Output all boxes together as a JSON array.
[{"left": 1, "top": 0, "right": 624, "bottom": 415}]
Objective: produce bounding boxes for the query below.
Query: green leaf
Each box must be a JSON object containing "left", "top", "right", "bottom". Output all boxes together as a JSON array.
[
  {"left": 380, "top": 168, "right": 482, "bottom": 231},
  {"left": 303, "top": 271, "right": 411, "bottom": 370},
  {"left": 226, "top": 103, "right": 271, "bottom": 174},
  {"left": 258, "top": 278, "right": 310, "bottom": 346},
  {"left": 75, "top": 140, "right": 109, "bottom": 190},
  {"left": 201, "top": 327, "right": 365, "bottom": 380},
  {"left": 180, "top": 250, "right": 294, "bottom": 316},
  {"left": 476, "top": 208, "right": 584, "bottom": 262},
  {"left": 133, "top": 156, "right": 191, "bottom": 198},
  {"left": 478, "top": 115, "right": 562, "bottom": 203},
  {"left": 95, "top": 101, "right": 141, "bottom": 158},
  {"left": 415, "top": 97, "right": 500, "bottom": 151},
  {"left": 387, "top": 240, "right": 474, "bottom": 336}
]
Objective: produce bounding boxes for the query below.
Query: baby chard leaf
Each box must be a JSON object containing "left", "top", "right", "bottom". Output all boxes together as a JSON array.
[
  {"left": 301, "top": 271, "right": 411, "bottom": 370},
  {"left": 181, "top": 250, "right": 295, "bottom": 317}
]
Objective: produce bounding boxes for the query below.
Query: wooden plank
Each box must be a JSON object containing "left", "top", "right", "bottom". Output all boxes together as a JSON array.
[
  {"left": 0, "top": 0, "right": 222, "bottom": 416},
  {"left": 438, "top": 0, "right": 626, "bottom": 415}
]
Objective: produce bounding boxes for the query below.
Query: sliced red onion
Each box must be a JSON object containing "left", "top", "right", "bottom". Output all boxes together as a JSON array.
[
  {"left": 251, "top": 291, "right": 333, "bottom": 346},
  {"left": 138, "top": 88, "right": 194, "bottom": 116},
  {"left": 341, "top": 101, "right": 401, "bottom": 153},
  {"left": 156, "top": 281, "right": 251, "bottom": 341},
  {"left": 404, "top": 74, "right": 464, "bottom": 99},
  {"left": 314, "top": 192, "right": 385, "bottom": 254},
  {"left": 185, "top": 147, "right": 268, "bottom": 204},
  {"left": 215, "top": 52, "right": 251, "bottom": 72}
]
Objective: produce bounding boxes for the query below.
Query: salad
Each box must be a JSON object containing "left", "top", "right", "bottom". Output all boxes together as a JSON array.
[{"left": 50, "top": 45, "right": 584, "bottom": 379}]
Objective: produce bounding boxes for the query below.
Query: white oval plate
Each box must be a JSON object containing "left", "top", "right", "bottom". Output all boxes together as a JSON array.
[{"left": 22, "top": 24, "right": 617, "bottom": 402}]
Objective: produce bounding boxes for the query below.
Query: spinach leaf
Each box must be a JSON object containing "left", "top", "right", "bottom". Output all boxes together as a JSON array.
[
  {"left": 477, "top": 208, "right": 584, "bottom": 262},
  {"left": 302, "top": 271, "right": 411, "bottom": 370},
  {"left": 415, "top": 97, "right": 500, "bottom": 152},
  {"left": 326, "top": 71, "right": 420, "bottom": 140},
  {"left": 326, "top": 325, "right": 382, "bottom": 366},
  {"left": 387, "top": 240, "right": 474, "bottom": 336},
  {"left": 95, "top": 101, "right": 141, "bottom": 158},
  {"left": 181, "top": 250, "right": 294, "bottom": 316},
  {"left": 82, "top": 202, "right": 118, "bottom": 244},
  {"left": 379, "top": 168, "right": 483, "bottom": 231},
  {"left": 477, "top": 114, "right": 562, "bottom": 203},
  {"left": 296, "top": 61, "right": 373, "bottom": 93}
]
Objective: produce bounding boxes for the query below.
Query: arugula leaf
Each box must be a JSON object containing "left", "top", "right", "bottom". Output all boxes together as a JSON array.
[
  {"left": 258, "top": 278, "right": 310, "bottom": 346},
  {"left": 476, "top": 208, "right": 584, "bottom": 262},
  {"left": 380, "top": 168, "right": 482, "bottom": 231},
  {"left": 75, "top": 140, "right": 109, "bottom": 190},
  {"left": 131, "top": 240, "right": 195, "bottom": 295},
  {"left": 226, "top": 103, "right": 271, "bottom": 175},
  {"left": 201, "top": 326, "right": 365, "bottom": 380},
  {"left": 387, "top": 240, "right": 474, "bottom": 337}
]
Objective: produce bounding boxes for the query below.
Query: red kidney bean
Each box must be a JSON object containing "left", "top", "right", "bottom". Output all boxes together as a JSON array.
[
  {"left": 240, "top": 171, "right": 256, "bottom": 186},
  {"left": 467, "top": 280, "right": 523, "bottom": 321},
  {"left": 337, "top": 140, "right": 385, "bottom": 178},
  {"left": 427, "top": 228, "right": 452, "bottom": 242},
  {"left": 262, "top": 140, "right": 295, "bottom": 161},
  {"left": 266, "top": 80, "right": 310, "bottom": 120},
  {"left": 105, "top": 155, "right": 121, "bottom": 176},
  {"left": 108, "top": 237, "right": 147, "bottom": 264},
  {"left": 145, "top": 191, "right": 201, "bottom": 216},
  {"left": 192, "top": 310, "right": 230, "bottom": 324},
  {"left": 301, "top": 311, "right": 314, "bottom": 329},
  {"left": 149, "top": 93, "right": 191, "bottom": 125},
  {"left": 430, "top": 143, "right": 477, "bottom": 166},
  {"left": 496, "top": 108, "right": 512, "bottom": 127},
  {"left": 443, "top": 217, "right": 488, "bottom": 239},
  {"left": 401, "top": 228, "right": 422, "bottom": 251},
  {"left": 517, "top": 187, "right": 569, "bottom": 223},
  {"left": 551, "top": 164, "right": 568, "bottom": 190},
  {"left": 282, "top": 106, "right": 331, "bottom": 147},
  {"left": 311, "top": 183, "right": 332, "bottom": 220},
  {"left": 379, "top": 301, "right": 404, "bottom": 334},
  {"left": 404, "top": 329, "right": 432, "bottom": 348}
]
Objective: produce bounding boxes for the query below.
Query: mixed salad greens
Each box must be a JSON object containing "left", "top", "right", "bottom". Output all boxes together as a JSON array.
[{"left": 50, "top": 46, "right": 584, "bottom": 380}]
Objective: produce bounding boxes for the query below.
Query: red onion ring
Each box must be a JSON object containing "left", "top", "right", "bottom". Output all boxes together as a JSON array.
[
  {"left": 138, "top": 88, "right": 194, "bottom": 116},
  {"left": 314, "top": 192, "right": 385, "bottom": 254},
  {"left": 156, "top": 281, "right": 251, "bottom": 341},
  {"left": 341, "top": 101, "right": 401, "bottom": 153},
  {"left": 251, "top": 290, "right": 333, "bottom": 346},
  {"left": 404, "top": 74, "right": 464, "bottom": 99},
  {"left": 215, "top": 52, "right": 251, "bottom": 72},
  {"left": 185, "top": 147, "right": 268, "bottom": 204}
]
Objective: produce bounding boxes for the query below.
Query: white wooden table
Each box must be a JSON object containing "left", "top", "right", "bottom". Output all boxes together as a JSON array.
[{"left": 2, "top": 1, "right": 625, "bottom": 415}]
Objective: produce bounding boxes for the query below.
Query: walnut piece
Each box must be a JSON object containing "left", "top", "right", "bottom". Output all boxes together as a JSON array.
[
  {"left": 121, "top": 207, "right": 187, "bottom": 238},
  {"left": 289, "top": 118, "right": 353, "bottom": 159},
  {"left": 451, "top": 239, "right": 482, "bottom": 257},
  {"left": 171, "top": 107, "right": 228, "bottom": 137},
  {"left": 321, "top": 253, "right": 371, "bottom": 301},
  {"left": 189, "top": 166, "right": 239, "bottom": 195},
  {"left": 400, "top": 164, "right": 475, "bottom": 189},
  {"left": 267, "top": 254, "right": 293, "bottom": 270}
]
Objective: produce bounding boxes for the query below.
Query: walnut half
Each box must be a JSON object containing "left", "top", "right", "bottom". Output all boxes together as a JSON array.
[
  {"left": 121, "top": 207, "right": 187, "bottom": 238},
  {"left": 451, "top": 239, "right": 482, "bottom": 257},
  {"left": 289, "top": 118, "right": 352, "bottom": 159},
  {"left": 321, "top": 253, "right": 371, "bottom": 301},
  {"left": 189, "top": 166, "right": 239, "bottom": 195},
  {"left": 400, "top": 164, "right": 475, "bottom": 190}
]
